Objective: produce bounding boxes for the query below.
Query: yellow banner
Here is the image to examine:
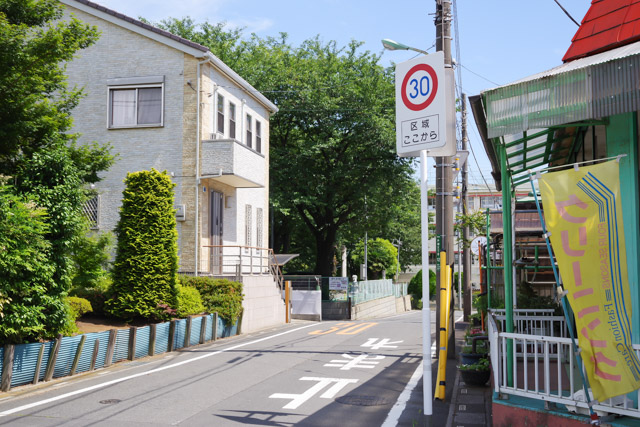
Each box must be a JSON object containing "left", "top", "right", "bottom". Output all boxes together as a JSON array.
[{"left": 539, "top": 160, "right": 640, "bottom": 401}]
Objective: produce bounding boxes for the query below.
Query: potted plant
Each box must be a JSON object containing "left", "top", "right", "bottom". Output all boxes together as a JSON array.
[
  {"left": 461, "top": 340, "right": 488, "bottom": 365},
  {"left": 459, "top": 357, "right": 491, "bottom": 387}
]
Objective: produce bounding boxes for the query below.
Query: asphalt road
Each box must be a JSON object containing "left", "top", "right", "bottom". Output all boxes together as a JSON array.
[{"left": 0, "top": 311, "right": 440, "bottom": 426}]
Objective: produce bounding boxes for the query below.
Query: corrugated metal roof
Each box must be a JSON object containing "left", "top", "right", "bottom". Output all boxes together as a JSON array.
[{"left": 563, "top": 0, "right": 640, "bottom": 62}]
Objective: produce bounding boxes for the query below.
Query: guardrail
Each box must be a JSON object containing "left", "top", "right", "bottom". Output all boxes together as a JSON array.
[
  {"left": 0, "top": 313, "right": 237, "bottom": 393},
  {"left": 488, "top": 315, "right": 640, "bottom": 419},
  {"left": 349, "top": 279, "right": 394, "bottom": 305}
]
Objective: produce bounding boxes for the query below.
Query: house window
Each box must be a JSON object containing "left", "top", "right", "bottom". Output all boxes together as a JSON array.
[
  {"left": 246, "top": 114, "right": 253, "bottom": 149},
  {"left": 82, "top": 195, "right": 100, "bottom": 229},
  {"left": 109, "top": 85, "right": 163, "bottom": 128},
  {"left": 256, "top": 208, "right": 263, "bottom": 248},
  {"left": 229, "top": 102, "right": 236, "bottom": 139},
  {"left": 245, "top": 205, "right": 252, "bottom": 247},
  {"left": 217, "top": 94, "right": 225, "bottom": 135},
  {"left": 255, "top": 120, "right": 262, "bottom": 153}
]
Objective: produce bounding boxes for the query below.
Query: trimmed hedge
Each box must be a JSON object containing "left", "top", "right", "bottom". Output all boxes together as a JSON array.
[
  {"left": 176, "top": 284, "right": 205, "bottom": 318},
  {"left": 179, "top": 276, "right": 243, "bottom": 322},
  {"left": 107, "top": 169, "right": 179, "bottom": 320}
]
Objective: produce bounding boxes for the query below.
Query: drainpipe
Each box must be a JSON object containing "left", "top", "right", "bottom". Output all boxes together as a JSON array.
[{"left": 195, "top": 58, "right": 209, "bottom": 276}]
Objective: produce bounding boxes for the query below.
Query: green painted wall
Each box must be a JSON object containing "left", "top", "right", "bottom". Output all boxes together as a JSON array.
[{"left": 606, "top": 112, "right": 640, "bottom": 344}]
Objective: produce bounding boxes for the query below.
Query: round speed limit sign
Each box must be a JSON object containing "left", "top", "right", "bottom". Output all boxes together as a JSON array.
[{"left": 401, "top": 63, "right": 439, "bottom": 111}]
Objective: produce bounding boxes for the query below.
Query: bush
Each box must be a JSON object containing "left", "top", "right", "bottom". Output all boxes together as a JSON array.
[
  {"left": 179, "top": 276, "right": 243, "bottom": 322},
  {"left": 408, "top": 269, "right": 436, "bottom": 304},
  {"left": 70, "top": 277, "right": 111, "bottom": 316},
  {"left": 351, "top": 238, "right": 399, "bottom": 279},
  {"left": 71, "top": 232, "right": 114, "bottom": 290},
  {"left": 176, "top": 284, "right": 205, "bottom": 318},
  {"left": 107, "top": 170, "right": 179, "bottom": 320},
  {"left": 66, "top": 296, "right": 93, "bottom": 318}
]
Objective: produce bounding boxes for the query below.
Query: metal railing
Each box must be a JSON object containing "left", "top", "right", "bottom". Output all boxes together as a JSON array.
[
  {"left": 393, "top": 282, "right": 409, "bottom": 298},
  {"left": 349, "top": 279, "right": 394, "bottom": 305},
  {"left": 201, "top": 245, "right": 284, "bottom": 291},
  {"left": 488, "top": 315, "right": 640, "bottom": 419},
  {"left": 490, "top": 309, "right": 568, "bottom": 341}
]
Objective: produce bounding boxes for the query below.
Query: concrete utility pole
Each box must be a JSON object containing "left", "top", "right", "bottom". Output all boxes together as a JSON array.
[
  {"left": 462, "top": 93, "right": 471, "bottom": 321},
  {"left": 435, "top": 0, "right": 455, "bottom": 355}
]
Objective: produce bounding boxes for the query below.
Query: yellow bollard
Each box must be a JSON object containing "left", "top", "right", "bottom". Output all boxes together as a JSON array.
[{"left": 434, "top": 252, "right": 451, "bottom": 401}]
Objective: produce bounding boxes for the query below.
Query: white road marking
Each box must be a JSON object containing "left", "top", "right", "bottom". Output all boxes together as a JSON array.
[
  {"left": 324, "top": 354, "right": 385, "bottom": 370},
  {"left": 382, "top": 314, "right": 464, "bottom": 426},
  {"left": 0, "top": 323, "right": 320, "bottom": 417},
  {"left": 269, "top": 377, "right": 358, "bottom": 409},
  {"left": 361, "top": 338, "right": 404, "bottom": 350}
]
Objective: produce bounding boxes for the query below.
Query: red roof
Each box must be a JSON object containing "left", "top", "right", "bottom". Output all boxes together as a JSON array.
[{"left": 563, "top": 0, "right": 640, "bottom": 62}]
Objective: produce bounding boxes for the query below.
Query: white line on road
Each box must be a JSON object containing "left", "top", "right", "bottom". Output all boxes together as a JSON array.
[
  {"left": 381, "top": 314, "right": 464, "bottom": 426},
  {"left": 0, "top": 323, "right": 320, "bottom": 417}
]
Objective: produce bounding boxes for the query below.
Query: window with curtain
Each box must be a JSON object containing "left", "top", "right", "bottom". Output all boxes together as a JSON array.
[
  {"left": 229, "top": 102, "right": 236, "bottom": 139},
  {"left": 217, "top": 94, "right": 225, "bottom": 135},
  {"left": 246, "top": 114, "right": 252, "bottom": 149},
  {"left": 109, "top": 85, "right": 163, "bottom": 128}
]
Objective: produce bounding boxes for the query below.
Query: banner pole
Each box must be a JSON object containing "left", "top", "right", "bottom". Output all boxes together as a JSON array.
[{"left": 420, "top": 150, "right": 433, "bottom": 417}]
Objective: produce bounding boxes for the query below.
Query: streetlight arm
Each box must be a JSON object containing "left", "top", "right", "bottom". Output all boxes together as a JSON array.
[{"left": 381, "top": 38, "right": 429, "bottom": 56}]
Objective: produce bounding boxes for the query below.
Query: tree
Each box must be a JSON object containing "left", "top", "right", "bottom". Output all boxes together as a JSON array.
[
  {"left": 147, "top": 19, "right": 417, "bottom": 276},
  {"left": 350, "top": 238, "right": 399, "bottom": 280},
  {"left": 0, "top": 0, "right": 113, "bottom": 340},
  {"left": 107, "top": 170, "right": 179, "bottom": 320}
]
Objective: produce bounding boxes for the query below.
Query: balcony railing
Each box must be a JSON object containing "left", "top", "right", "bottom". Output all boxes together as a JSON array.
[
  {"left": 488, "top": 312, "right": 640, "bottom": 419},
  {"left": 201, "top": 245, "right": 284, "bottom": 291}
]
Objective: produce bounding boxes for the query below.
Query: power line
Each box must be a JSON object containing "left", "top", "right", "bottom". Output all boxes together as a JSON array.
[
  {"left": 459, "top": 63, "right": 501, "bottom": 87},
  {"left": 553, "top": 0, "right": 580, "bottom": 27}
]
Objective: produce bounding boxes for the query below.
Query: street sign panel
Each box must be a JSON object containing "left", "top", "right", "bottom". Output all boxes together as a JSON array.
[{"left": 395, "top": 53, "right": 455, "bottom": 157}]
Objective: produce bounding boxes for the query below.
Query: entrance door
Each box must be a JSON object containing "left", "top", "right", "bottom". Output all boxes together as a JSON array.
[{"left": 210, "top": 191, "right": 223, "bottom": 274}]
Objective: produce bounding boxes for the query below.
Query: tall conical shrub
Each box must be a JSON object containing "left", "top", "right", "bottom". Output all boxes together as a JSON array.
[{"left": 107, "top": 169, "right": 178, "bottom": 319}]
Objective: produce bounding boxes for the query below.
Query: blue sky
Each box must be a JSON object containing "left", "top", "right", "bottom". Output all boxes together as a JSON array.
[{"left": 91, "top": 0, "right": 592, "bottom": 188}]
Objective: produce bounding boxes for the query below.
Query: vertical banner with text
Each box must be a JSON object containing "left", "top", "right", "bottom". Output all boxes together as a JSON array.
[{"left": 539, "top": 161, "right": 640, "bottom": 401}]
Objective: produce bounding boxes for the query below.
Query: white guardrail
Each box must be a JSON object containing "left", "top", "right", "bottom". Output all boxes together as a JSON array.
[{"left": 488, "top": 313, "right": 640, "bottom": 418}]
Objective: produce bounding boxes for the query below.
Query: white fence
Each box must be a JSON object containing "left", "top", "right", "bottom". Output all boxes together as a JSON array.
[
  {"left": 488, "top": 313, "right": 640, "bottom": 419},
  {"left": 349, "top": 279, "right": 394, "bottom": 305}
]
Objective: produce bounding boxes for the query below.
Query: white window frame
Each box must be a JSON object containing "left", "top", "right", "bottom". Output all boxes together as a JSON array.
[
  {"left": 246, "top": 114, "right": 253, "bottom": 149},
  {"left": 82, "top": 195, "right": 100, "bottom": 229},
  {"left": 217, "top": 94, "right": 225, "bottom": 135},
  {"left": 229, "top": 102, "right": 236, "bottom": 140},
  {"left": 107, "top": 76, "right": 165, "bottom": 129},
  {"left": 255, "top": 120, "right": 262, "bottom": 153}
]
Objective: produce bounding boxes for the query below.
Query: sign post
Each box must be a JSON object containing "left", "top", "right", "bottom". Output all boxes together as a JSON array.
[{"left": 395, "top": 52, "right": 454, "bottom": 416}]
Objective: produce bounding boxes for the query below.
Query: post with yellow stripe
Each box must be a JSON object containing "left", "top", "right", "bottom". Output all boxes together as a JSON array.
[{"left": 435, "top": 252, "right": 451, "bottom": 400}]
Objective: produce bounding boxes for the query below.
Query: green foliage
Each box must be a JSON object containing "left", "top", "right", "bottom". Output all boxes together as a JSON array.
[
  {"left": 454, "top": 210, "right": 486, "bottom": 248},
  {"left": 176, "top": 284, "right": 205, "bottom": 318},
  {"left": 179, "top": 276, "right": 244, "bottom": 322},
  {"left": 107, "top": 170, "right": 179, "bottom": 320},
  {"left": 459, "top": 357, "right": 490, "bottom": 371},
  {"left": 0, "top": 0, "right": 113, "bottom": 342},
  {"left": 69, "top": 279, "right": 111, "bottom": 316},
  {"left": 70, "top": 231, "right": 113, "bottom": 290},
  {"left": 151, "top": 19, "right": 416, "bottom": 276},
  {"left": 66, "top": 296, "right": 93, "bottom": 318},
  {"left": 351, "top": 238, "right": 398, "bottom": 279},
  {"left": 408, "top": 269, "right": 437, "bottom": 302},
  {"left": 0, "top": 181, "right": 59, "bottom": 344}
]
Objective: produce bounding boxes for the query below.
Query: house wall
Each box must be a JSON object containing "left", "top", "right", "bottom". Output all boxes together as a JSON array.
[
  {"left": 63, "top": 5, "right": 188, "bottom": 253},
  {"left": 63, "top": 5, "right": 272, "bottom": 274}
]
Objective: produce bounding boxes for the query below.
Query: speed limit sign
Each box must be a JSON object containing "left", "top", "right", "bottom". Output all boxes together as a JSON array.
[{"left": 395, "top": 52, "right": 455, "bottom": 157}]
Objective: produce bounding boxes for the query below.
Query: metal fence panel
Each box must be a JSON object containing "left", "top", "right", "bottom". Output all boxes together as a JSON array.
[
  {"left": 155, "top": 322, "right": 170, "bottom": 354},
  {"left": 205, "top": 314, "right": 213, "bottom": 341},
  {"left": 76, "top": 331, "right": 109, "bottom": 373},
  {"left": 190, "top": 317, "right": 202, "bottom": 346},
  {"left": 112, "top": 329, "right": 130, "bottom": 364},
  {"left": 11, "top": 342, "right": 44, "bottom": 387},
  {"left": 135, "top": 326, "right": 150, "bottom": 359},
  {"left": 174, "top": 319, "right": 186, "bottom": 349},
  {"left": 53, "top": 336, "right": 83, "bottom": 378}
]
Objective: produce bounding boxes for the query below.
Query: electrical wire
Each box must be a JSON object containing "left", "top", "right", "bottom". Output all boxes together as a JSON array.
[
  {"left": 553, "top": 0, "right": 580, "bottom": 27},
  {"left": 459, "top": 63, "right": 501, "bottom": 87}
]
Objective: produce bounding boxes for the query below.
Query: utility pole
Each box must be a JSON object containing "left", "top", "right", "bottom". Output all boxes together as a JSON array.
[
  {"left": 461, "top": 93, "right": 471, "bottom": 321},
  {"left": 435, "top": 0, "right": 455, "bottom": 356}
]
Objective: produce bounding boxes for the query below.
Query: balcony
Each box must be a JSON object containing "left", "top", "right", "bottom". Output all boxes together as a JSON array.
[{"left": 201, "top": 138, "right": 265, "bottom": 188}]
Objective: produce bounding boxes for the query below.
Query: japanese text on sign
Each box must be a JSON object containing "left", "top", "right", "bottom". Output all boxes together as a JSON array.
[{"left": 401, "top": 114, "right": 439, "bottom": 149}]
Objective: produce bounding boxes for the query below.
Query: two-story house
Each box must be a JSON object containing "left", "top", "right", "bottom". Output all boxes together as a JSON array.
[{"left": 61, "top": 0, "right": 285, "bottom": 332}]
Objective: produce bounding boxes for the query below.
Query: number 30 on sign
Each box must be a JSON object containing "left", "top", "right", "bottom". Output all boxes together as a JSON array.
[{"left": 394, "top": 52, "right": 453, "bottom": 157}]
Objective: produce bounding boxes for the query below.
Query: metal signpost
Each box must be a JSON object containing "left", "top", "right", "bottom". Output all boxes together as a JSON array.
[{"left": 394, "top": 52, "right": 454, "bottom": 418}]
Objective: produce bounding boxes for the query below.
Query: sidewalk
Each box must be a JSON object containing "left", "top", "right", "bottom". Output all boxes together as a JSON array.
[{"left": 396, "top": 318, "right": 492, "bottom": 426}]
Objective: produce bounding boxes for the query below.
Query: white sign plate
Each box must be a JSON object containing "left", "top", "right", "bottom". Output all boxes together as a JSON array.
[
  {"left": 395, "top": 52, "right": 455, "bottom": 157},
  {"left": 329, "top": 277, "right": 348, "bottom": 291}
]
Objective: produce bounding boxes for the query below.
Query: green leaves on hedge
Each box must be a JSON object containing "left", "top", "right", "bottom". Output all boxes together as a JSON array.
[
  {"left": 179, "top": 276, "right": 243, "bottom": 322},
  {"left": 107, "top": 169, "right": 179, "bottom": 320}
]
